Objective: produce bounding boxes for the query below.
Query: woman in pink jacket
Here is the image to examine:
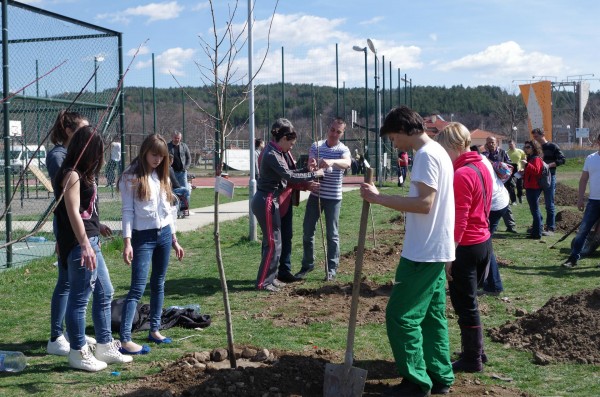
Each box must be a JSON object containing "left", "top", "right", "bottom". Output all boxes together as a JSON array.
[
  {"left": 521, "top": 140, "right": 544, "bottom": 239},
  {"left": 436, "top": 122, "right": 492, "bottom": 373}
]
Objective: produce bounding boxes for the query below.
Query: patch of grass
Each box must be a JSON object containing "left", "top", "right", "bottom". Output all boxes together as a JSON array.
[{"left": 1, "top": 176, "right": 600, "bottom": 396}]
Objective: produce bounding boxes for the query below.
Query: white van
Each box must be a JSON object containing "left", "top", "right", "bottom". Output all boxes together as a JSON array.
[{"left": 0, "top": 144, "right": 47, "bottom": 171}]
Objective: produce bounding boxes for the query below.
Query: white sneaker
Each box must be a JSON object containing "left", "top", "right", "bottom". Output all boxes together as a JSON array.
[
  {"left": 95, "top": 340, "right": 133, "bottom": 364},
  {"left": 47, "top": 335, "right": 70, "bottom": 356},
  {"left": 64, "top": 332, "right": 97, "bottom": 346},
  {"left": 68, "top": 344, "right": 107, "bottom": 372}
]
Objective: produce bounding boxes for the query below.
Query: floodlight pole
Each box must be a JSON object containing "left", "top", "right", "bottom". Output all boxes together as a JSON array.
[
  {"left": 352, "top": 45, "right": 369, "bottom": 164},
  {"left": 367, "top": 39, "right": 383, "bottom": 186},
  {"left": 248, "top": 0, "right": 257, "bottom": 241}
]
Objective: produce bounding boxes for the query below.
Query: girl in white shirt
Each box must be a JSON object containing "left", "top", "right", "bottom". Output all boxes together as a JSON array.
[{"left": 118, "top": 134, "right": 184, "bottom": 355}]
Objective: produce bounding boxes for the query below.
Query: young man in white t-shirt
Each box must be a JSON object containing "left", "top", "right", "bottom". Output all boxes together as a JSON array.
[
  {"left": 562, "top": 134, "right": 600, "bottom": 268},
  {"left": 360, "top": 106, "right": 455, "bottom": 397}
]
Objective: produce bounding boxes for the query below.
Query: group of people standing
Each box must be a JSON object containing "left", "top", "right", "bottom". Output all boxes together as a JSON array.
[
  {"left": 252, "top": 117, "right": 351, "bottom": 292},
  {"left": 45, "top": 110, "right": 185, "bottom": 372},
  {"left": 358, "top": 105, "right": 573, "bottom": 397}
]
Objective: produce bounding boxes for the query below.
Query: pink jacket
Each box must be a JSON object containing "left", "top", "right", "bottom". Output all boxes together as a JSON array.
[{"left": 453, "top": 151, "right": 492, "bottom": 246}]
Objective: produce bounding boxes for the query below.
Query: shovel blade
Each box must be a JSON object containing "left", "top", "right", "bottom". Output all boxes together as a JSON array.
[{"left": 323, "top": 362, "right": 368, "bottom": 397}]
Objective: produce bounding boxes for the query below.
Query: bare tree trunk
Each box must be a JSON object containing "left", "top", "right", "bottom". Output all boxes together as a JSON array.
[{"left": 213, "top": 190, "right": 237, "bottom": 368}]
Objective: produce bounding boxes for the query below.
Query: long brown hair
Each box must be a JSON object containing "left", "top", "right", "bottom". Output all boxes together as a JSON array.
[
  {"left": 60, "top": 126, "right": 104, "bottom": 185},
  {"left": 50, "top": 110, "right": 87, "bottom": 145},
  {"left": 120, "top": 134, "right": 173, "bottom": 202}
]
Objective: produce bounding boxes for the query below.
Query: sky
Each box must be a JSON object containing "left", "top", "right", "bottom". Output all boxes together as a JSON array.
[{"left": 18, "top": 0, "right": 600, "bottom": 93}]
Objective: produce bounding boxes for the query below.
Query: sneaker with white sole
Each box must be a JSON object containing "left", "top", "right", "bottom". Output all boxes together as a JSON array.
[
  {"left": 95, "top": 340, "right": 133, "bottom": 364},
  {"left": 64, "top": 332, "right": 97, "bottom": 346},
  {"left": 68, "top": 344, "right": 107, "bottom": 372},
  {"left": 47, "top": 334, "right": 70, "bottom": 356}
]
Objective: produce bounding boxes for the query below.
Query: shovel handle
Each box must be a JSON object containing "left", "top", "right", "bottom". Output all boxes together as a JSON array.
[{"left": 344, "top": 168, "right": 374, "bottom": 366}]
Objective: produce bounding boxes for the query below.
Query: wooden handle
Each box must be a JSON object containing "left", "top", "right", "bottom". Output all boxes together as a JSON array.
[{"left": 344, "top": 167, "right": 374, "bottom": 366}]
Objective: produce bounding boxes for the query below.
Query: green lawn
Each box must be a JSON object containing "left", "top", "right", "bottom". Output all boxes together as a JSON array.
[{"left": 1, "top": 164, "right": 600, "bottom": 396}]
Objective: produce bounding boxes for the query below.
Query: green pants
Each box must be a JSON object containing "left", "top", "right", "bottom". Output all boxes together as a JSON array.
[{"left": 386, "top": 257, "right": 454, "bottom": 391}]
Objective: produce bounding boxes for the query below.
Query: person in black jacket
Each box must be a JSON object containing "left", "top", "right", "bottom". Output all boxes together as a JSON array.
[
  {"left": 251, "top": 118, "right": 324, "bottom": 292},
  {"left": 533, "top": 128, "right": 566, "bottom": 234}
]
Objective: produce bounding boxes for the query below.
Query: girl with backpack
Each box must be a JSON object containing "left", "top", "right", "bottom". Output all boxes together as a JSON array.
[
  {"left": 118, "top": 134, "right": 184, "bottom": 355},
  {"left": 522, "top": 140, "right": 544, "bottom": 239}
]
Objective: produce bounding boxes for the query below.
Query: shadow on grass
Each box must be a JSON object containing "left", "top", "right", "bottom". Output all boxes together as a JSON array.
[
  {"left": 511, "top": 263, "right": 600, "bottom": 279},
  {"left": 162, "top": 276, "right": 256, "bottom": 298}
]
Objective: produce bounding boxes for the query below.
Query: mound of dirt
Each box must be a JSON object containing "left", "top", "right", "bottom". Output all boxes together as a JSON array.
[
  {"left": 552, "top": 182, "right": 580, "bottom": 206},
  {"left": 489, "top": 288, "right": 600, "bottom": 364},
  {"left": 103, "top": 347, "right": 530, "bottom": 397},
  {"left": 555, "top": 209, "right": 581, "bottom": 232},
  {"left": 257, "top": 280, "right": 392, "bottom": 327}
]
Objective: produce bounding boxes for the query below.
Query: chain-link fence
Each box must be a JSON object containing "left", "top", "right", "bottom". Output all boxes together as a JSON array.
[
  {"left": 0, "top": 1, "right": 122, "bottom": 269},
  {"left": 122, "top": 44, "right": 411, "bottom": 177}
]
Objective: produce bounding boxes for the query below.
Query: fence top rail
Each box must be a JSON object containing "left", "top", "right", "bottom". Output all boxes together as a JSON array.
[{"left": 7, "top": 0, "right": 121, "bottom": 37}]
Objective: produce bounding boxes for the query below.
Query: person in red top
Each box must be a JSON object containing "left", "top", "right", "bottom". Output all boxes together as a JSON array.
[
  {"left": 521, "top": 140, "right": 544, "bottom": 239},
  {"left": 397, "top": 151, "right": 409, "bottom": 187},
  {"left": 435, "top": 122, "right": 492, "bottom": 373}
]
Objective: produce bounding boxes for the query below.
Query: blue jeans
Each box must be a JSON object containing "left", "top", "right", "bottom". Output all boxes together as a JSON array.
[
  {"left": 173, "top": 186, "right": 189, "bottom": 210},
  {"left": 301, "top": 195, "right": 341, "bottom": 274},
  {"left": 570, "top": 199, "right": 600, "bottom": 260},
  {"left": 542, "top": 173, "right": 557, "bottom": 231},
  {"left": 50, "top": 217, "right": 69, "bottom": 338},
  {"left": 65, "top": 236, "right": 114, "bottom": 350},
  {"left": 120, "top": 225, "right": 172, "bottom": 342},
  {"left": 484, "top": 206, "right": 507, "bottom": 293},
  {"left": 174, "top": 170, "right": 190, "bottom": 205},
  {"left": 526, "top": 188, "right": 543, "bottom": 237}
]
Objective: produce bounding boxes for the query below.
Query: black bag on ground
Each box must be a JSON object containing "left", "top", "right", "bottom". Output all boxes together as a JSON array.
[{"left": 111, "top": 298, "right": 211, "bottom": 333}]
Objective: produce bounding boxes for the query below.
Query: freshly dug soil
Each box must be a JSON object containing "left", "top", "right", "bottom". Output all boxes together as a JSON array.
[
  {"left": 489, "top": 288, "right": 600, "bottom": 364},
  {"left": 555, "top": 209, "right": 581, "bottom": 232},
  {"left": 102, "top": 347, "right": 530, "bottom": 397}
]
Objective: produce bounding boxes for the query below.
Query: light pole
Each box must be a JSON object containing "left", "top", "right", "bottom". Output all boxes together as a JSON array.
[
  {"left": 512, "top": 125, "right": 517, "bottom": 143},
  {"left": 367, "top": 38, "right": 382, "bottom": 185},
  {"left": 352, "top": 45, "right": 369, "bottom": 165}
]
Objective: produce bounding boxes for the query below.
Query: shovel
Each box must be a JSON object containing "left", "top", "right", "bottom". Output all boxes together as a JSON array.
[{"left": 323, "top": 168, "right": 373, "bottom": 397}]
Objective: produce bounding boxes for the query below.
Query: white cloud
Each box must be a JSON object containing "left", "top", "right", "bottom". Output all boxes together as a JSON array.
[
  {"left": 127, "top": 45, "right": 150, "bottom": 57},
  {"left": 239, "top": 13, "right": 352, "bottom": 47},
  {"left": 135, "top": 47, "right": 196, "bottom": 77},
  {"left": 436, "top": 41, "right": 565, "bottom": 80},
  {"left": 97, "top": 1, "right": 184, "bottom": 24},
  {"left": 192, "top": 2, "right": 210, "bottom": 11},
  {"left": 359, "top": 16, "right": 384, "bottom": 26}
]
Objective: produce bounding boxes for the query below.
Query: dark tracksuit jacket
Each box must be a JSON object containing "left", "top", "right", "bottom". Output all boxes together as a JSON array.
[{"left": 251, "top": 141, "right": 317, "bottom": 289}]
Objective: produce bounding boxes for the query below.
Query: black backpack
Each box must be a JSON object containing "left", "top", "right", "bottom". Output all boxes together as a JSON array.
[{"left": 111, "top": 298, "right": 211, "bottom": 333}]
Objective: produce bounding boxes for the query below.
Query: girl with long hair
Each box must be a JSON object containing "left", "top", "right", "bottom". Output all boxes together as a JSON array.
[
  {"left": 118, "top": 134, "right": 184, "bottom": 355},
  {"left": 54, "top": 126, "right": 131, "bottom": 371},
  {"left": 46, "top": 110, "right": 106, "bottom": 357},
  {"left": 521, "top": 140, "right": 544, "bottom": 239}
]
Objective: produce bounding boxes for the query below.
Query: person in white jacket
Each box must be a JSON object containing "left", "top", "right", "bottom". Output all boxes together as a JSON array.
[{"left": 118, "top": 134, "right": 185, "bottom": 355}]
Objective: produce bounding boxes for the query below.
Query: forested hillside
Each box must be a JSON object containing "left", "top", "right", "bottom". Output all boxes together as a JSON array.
[{"left": 120, "top": 83, "right": 600, "bottom": 155}]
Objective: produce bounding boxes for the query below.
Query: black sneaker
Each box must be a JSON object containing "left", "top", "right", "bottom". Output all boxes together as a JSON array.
[
  {"left": 561, "top": 257, "right": 578, "bottom": 268},
  {"left": 294, "top": 267, "right": 314, "bottom": 280},
  {"left": 278, "top": 272, "right": 300, "bottom": 283},
  {"left": 383, "top": 379, "right": 431, "bottom": 397},
  {"left": 431, "top": 381, "right": 450, "bottom": 395},
  {"left": 505, "top": 227, "right": 518, "bottom": 233}
]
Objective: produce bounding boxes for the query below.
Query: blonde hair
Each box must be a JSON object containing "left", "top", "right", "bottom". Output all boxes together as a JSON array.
[
  {"left": 120, "top": 134, "right": 173, "bottom": 202},
  {"left": 435, "top": 122, "right": 471, "bottom": 152}
]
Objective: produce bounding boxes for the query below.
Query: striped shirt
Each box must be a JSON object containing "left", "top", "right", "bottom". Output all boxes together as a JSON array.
[{"left": 309, "top": 140, "right": 350, "bottom": 200}]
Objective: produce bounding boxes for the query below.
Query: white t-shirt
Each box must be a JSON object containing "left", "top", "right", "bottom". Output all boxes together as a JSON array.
[
  {"left": 481, "top": 155, "right": 510, "bottom": 211},
  {"left": 111, "top": 142, "right": 121, "bottom": 162},
  {"left": 402, "top": 140, "right": 455, "bottom": 263},
  {"left": 583, "top": 152, "right": 600, "bottom": 200}
]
